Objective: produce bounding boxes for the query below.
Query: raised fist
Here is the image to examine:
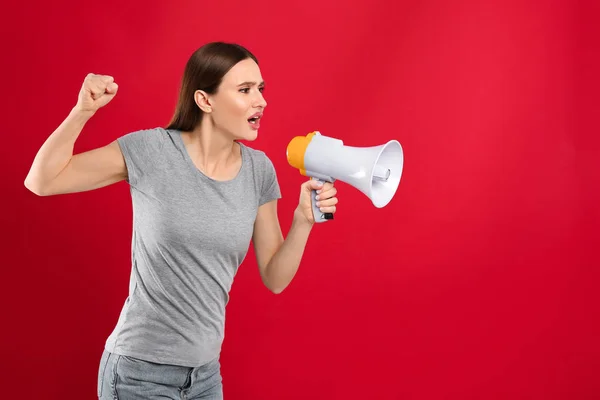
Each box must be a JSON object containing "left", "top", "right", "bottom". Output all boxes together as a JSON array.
[{"left": 75, "top": 73, "right": 118, "bottom": 113}]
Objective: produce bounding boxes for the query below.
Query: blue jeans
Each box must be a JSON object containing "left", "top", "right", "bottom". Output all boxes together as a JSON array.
[{"left": 97, "top": 350, "right": 223, "bottom": 399}]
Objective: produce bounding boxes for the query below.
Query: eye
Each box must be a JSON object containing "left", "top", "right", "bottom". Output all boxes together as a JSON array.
[
  {"left": 239, "top": 88, "right": 250, "bottom": 93},
  {"left": 259, "top": 87, "right": 265, "bottom": 93}
]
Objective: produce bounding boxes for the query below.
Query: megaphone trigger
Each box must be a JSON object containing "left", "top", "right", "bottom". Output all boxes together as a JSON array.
[{"left": 311, "top": 177, "right": 334, "bottom": 222}]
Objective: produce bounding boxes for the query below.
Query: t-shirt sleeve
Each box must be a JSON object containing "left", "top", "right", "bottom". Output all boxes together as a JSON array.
[
  {"left": 116, "top": 128, "right": 166, "bottom": 188},
  {"left": 259, "top": 154, "right": 282, "bottom": 206}
]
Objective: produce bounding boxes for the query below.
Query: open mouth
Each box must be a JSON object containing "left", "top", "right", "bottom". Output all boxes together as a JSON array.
[{"left": 248, "top": 112, "right": 263, "bottom": 124}]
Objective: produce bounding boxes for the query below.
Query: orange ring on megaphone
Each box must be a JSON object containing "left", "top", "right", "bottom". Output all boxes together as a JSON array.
[{"left": 286, "top": 131, "right": 317, "bottom": 173}]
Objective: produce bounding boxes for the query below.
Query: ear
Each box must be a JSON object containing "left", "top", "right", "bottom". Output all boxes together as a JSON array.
[{"left": 194, "top": 90, "right": 212, "bottom": 113}]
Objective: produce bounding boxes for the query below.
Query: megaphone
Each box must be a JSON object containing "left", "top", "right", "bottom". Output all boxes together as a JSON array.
[{"left": 286, "top": 131, "right": 404, "bottom": 223}]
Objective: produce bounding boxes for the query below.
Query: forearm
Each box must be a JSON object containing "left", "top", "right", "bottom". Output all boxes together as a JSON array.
[
  {"left": 25, "top": 107, "right": 94, "bottom": 192},
  {"left": 263, "top": 213, "right": 314, "bottom": 294}
]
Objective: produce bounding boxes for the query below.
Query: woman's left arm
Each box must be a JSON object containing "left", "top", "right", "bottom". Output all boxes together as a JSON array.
[{"left": 252, "top": 180, "right": 338, "bottom": 294}]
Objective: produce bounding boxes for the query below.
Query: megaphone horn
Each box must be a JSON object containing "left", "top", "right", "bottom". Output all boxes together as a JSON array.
[{"left": 286, "top": 131, "right": 404, "bottom": 223}]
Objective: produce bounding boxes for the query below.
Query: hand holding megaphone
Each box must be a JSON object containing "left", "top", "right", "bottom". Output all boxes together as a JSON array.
[
  {"left": 294, "top": 179, "right": 338, "bottom": 225},
  {"left": 286, "top": 131, "right": 404, "bottom": 223}
]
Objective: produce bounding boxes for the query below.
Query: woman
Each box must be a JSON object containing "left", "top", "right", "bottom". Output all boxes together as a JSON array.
[{"left": 24, "top": 42, "right": 338, "bottom": 399}]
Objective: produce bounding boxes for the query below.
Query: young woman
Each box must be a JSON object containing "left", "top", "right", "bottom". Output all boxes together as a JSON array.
[{"left": 25, "top": 42, "right": 338, "bottom": 400}]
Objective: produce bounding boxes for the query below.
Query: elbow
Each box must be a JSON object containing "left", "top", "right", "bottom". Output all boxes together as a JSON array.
[
  {"left": 267, "top": 283, "right": 287, "bottom": 295},
  {"left": 263, "top": 279, "right": 285, "bottom": 294},
  {"left": 24, "top": 176, "right": 51, "bottom": 196},
  {"left": 260, "top": 264, "right": 289, "bottom": 294}
]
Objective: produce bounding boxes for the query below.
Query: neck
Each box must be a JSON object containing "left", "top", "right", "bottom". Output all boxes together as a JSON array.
[{"left": 184, "top": 119, "right": 240, "bottom": 174}]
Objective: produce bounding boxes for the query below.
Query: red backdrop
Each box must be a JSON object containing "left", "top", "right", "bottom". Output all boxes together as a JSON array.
[{"left": 2, "top": 0, "right": 599, "bottom": 399}]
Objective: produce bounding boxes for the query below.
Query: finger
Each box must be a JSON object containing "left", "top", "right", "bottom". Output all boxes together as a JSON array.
[
  {"left": 88, "top": 80, "right": 118, "bottom": 98},
  {"left": 318, "top": 205, "right": 336, "bottom": 214},
  {"left": 316, "top": 181, "right": 334, "bottom": 193},
  {"left": 87, "top": 83, "right": 105, "bottom": 99},
  {"left": 316, "top": 197, "right": 338, "bottom": 207},
  {"left": 106, "top": 82, "right": 119, "bottom": 94},
  {"left": 306, "top": 179, "right": 325, "bottom": 191},
  {"left": 311, "top": 181, "right": 333, "bottom": 192},
  {"left": 87, "top": 74, "right": 112, "bottom": 84},
  {"left": 89, "top": 84, "right": 108, "bottom": 100},
  {"left": 85, "top": 74, "right": 105, "bottom": 86},
  {"left": 316, "top": 187, "right": 337, "bottom": 200},
  {"left": 319, "top": 182, "right": 334, "bottom": 192}
]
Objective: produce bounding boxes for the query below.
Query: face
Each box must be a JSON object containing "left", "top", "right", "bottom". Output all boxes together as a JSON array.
[{"left": 196, "top": 58, "right": 267, "bottom": 141}]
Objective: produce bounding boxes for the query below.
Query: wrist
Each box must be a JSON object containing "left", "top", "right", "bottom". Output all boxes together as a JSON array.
[
  {"left": 293, "top": 207, "right": 314, "bottom": 230},
  {"left": 70, "top": 106, "right": 96, "bottom": 121}
]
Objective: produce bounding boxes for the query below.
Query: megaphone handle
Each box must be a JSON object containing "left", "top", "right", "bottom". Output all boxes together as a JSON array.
[{"left": 311, "top": 178, "right": 334, "bottom": 223}]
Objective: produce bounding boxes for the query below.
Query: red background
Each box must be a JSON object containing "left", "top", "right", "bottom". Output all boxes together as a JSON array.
[{"left": 2, "top": 0, "right": 599, "bottom": 399}]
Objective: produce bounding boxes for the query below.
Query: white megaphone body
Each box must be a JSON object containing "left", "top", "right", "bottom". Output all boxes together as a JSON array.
[{"left": 286, "top": 131, "right": 404, "bottom": 223}]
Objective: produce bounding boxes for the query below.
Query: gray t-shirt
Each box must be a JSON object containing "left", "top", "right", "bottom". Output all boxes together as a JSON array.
[{"left": 104, "top": 127, "right": 281, "bottom": 367}]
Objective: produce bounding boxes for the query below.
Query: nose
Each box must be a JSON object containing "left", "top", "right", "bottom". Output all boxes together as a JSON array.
[{"left": 254, "top": 91, "right": 267, "bottom": 109}]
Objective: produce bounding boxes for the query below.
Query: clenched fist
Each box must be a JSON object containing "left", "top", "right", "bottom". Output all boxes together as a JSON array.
[{"left": 75, "top": 73, "right": 118, "bottom": 113}]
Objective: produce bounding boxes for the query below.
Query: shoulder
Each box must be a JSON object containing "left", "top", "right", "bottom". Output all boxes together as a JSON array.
[
  {"left": 240, "top": 143, "right": 281, "bottom": 203},
  {"left": 115, "top": 127, "right": 172, "bottom": 186},
  {"left": 240, "top": 142, "right": 269, "bottom": 159},
  {"left": 240, "top": 142, "right": 276, "bottom": 170},
  {"left": 117, "top": 126, "right": 170, "bottom": 149}
]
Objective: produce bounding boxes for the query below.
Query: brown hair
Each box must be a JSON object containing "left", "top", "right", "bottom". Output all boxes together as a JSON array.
[{"left": 166, "top": 42, "right": 258, "bottom": 132}]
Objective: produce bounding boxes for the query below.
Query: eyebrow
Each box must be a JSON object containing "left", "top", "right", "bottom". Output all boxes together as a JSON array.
[{"left": 237, "top": 81, "right": 265, "bottom": 87}]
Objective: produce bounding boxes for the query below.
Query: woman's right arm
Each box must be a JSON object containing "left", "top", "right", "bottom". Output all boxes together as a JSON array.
[{"left": 24, "top": 74, "right": 127, "bottom": 196}]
